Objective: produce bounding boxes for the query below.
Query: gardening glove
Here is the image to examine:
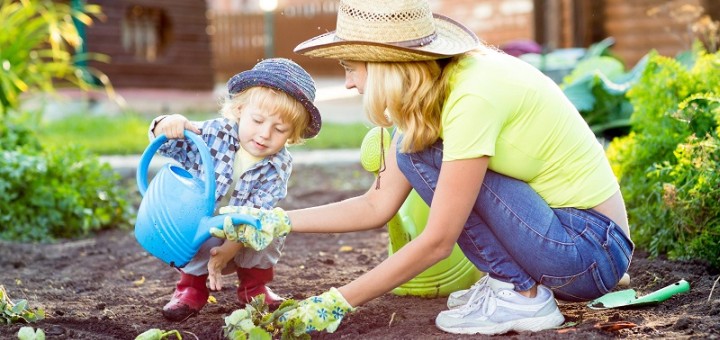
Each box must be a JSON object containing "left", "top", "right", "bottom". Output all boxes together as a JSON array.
[
  {"left": 279, "top": 288, "right": 355, "bottom": 334},
  {"left": 210, "top": 206, "right": 291, "bottom": 251}
]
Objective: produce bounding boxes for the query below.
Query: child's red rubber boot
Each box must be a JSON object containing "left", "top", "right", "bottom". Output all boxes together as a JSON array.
[
  {"left": 236, "top": 267, "right": 284, "bottom": 310},
  {"left": 162, "top": 273, "right": 209, "bottom": 321}
]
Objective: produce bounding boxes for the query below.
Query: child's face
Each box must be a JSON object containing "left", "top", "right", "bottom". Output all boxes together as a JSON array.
[{"left": 236, "top": 102, "right": 292, "bottom": 158}]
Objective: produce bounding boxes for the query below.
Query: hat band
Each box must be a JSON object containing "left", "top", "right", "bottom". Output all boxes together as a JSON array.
[{"left": 333, "top": 31, "right": 437, "bottom": 48}]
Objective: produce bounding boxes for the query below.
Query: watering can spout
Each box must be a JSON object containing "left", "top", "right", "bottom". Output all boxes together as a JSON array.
[{"left": 134, "top": 130, "right": 262, "bottom": 268}]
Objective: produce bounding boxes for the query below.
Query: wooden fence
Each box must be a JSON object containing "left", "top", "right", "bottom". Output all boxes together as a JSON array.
[
  {"left": 86, "top": 0, "right": 214, "bottom": 90},
  {"left": 209, "top": 8, "right": 343, "bottom": 82},
  {"left": 208, "top": 0, "right": 536, "bottom": 81}
]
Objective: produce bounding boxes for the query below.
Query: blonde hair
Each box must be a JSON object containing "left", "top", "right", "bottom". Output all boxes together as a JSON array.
[
  {"left": 220, "top": 87, "right": 310, "bottom": 145},
  {"left": 364, "top": 59, "right": 454, "bottom": 153}
]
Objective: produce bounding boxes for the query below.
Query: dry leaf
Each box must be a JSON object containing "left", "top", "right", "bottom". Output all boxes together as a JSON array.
[{"left": 132, "top": 276, "right": 146, "bottom": 286}]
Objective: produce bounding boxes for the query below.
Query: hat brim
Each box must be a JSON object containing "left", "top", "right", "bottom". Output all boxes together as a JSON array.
[
  {"left": 229, "top": 71, "right": 322, "bottom": 139},
  {"left": 294, "top": 14, "right": 479, "bottom": 62}
]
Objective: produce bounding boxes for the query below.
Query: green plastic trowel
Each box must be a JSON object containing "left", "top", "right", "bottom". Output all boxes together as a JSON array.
[{"left": 587, "top": 279, "right": 690, "bottom": 310}]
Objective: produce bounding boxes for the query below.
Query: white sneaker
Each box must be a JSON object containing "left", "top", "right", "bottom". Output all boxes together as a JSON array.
[
  {"left": 436, "top": 278, "right": 564, "bottom": 335},
  {"left": 447, "top": 275, "right": 491, "bottom": 309}
]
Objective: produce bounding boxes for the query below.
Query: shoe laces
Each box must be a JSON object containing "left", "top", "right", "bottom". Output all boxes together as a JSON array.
[
  {"left": 469, "top": 275, "right": 490, "bottom": 292},
  {"left": 457, "top": 282, "right": 497, "bottom": 317}
]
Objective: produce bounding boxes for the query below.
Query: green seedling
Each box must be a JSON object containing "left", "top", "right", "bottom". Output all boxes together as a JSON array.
[
  {"left": 0, "top": 285, "right": 45, "bottom": 325},
  {"left": 17, "top": 327, "right": 45, "bottom": 340},
  {"left": 222, "top": 295, "right": 309, "bottom": 340},
  {"left": 135, "top": 328, "right": 183, "bottom": 340}
]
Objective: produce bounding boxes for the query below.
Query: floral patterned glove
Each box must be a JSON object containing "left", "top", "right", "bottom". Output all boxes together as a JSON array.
[
  {"left": 209, "top": 206, "right": 292, "bottom": 250},
  {"left": 280, "top": 288, "right": 355, "bottom": 333}
]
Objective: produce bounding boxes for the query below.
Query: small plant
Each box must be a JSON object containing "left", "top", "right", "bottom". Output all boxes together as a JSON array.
[
  {"left": 17, "top": 327, "right": 45, "bottom": 340},
  {"left": 0, "top": 285, "right": 45, "bottom": 325},
  {"left": 134, "top": 328, "right": 183, "bottom": 340},
  {"left": 222, "top": 295, "right": 308, "bottom": 340}
]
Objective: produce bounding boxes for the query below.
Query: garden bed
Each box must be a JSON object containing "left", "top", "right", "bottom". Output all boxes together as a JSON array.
[{"left": 1, "top": 163, "right": 718, "bottom": 339}]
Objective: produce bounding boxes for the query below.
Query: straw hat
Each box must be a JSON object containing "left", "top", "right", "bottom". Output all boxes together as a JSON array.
[
  {"left": 227, "top": 58, "right": 321, "bottom": 138},
  {"left": 294, "top": 0, "right": 480, "bottom": 62}
]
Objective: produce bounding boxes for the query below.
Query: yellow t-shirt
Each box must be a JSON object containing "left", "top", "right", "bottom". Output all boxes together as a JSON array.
[
  {"left": 440, "top": 50, "right": 618, "bottom": 208},
  {"left": 219, "top": 145, "right": 263, "bottom": 207}
]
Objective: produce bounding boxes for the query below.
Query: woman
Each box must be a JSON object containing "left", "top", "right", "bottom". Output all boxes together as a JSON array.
[{"left": 214, "top": 0, "right": 634, "bottom": 335}]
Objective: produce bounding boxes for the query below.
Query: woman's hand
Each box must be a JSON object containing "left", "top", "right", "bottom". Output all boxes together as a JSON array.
[
  {"left": 153, "top": 114, "right": 201, "bottom": 139},
  {"left": 280, "top": 288, "right": 355, "bottom": 333}
]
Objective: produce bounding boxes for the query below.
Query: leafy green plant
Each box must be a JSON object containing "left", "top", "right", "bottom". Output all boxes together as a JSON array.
[
  {"left": 134, "top": 328, "right": 183, "bottom": 340},
  {"left": 606, "top": 47, "right": 720, "bottom": 268},
  {"left": 17, "top": 327, "right": 45, "bottom": 340},
  {"left": 0, "top": 141, "right": 133, "bottom": 242},
  {"left": 560, "top": 43, "right": 649, "bottom": 139},
  {"left": 222, "top": 295, "right": 308, "bottom": 340},
  {"left": 0, "top": 0, "right": 112, "bottom": 117},
  {"left": 0, "top": 115, "right": 41, "bottom": 151},
  {"left": 0, "top": 285, "right": 45, "bottom": 325},
  {"left": 645, "top": 94, "right": 720, "bottom": 267}
]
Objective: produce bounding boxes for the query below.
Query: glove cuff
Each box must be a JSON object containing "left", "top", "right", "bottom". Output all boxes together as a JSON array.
[
  {"left": 330, "top": 287, "right": 356, "bottom": 312},
  {"left": 271, "top": 207, "right": 293, "bottom": 235}
]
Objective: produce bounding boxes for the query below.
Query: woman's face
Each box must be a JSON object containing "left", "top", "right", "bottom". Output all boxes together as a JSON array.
[{"left": 340, "top": 60, "right": 367, "bottom": 94}]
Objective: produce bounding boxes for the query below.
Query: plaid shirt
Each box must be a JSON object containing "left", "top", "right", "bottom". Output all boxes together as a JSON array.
[{"left": 148, "top": 116, "right": 292, "bottom": 210}]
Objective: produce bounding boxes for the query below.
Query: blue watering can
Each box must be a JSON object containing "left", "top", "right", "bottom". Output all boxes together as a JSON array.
[{"left": 135, "top": 130, "right": 260, "bottom": 268}]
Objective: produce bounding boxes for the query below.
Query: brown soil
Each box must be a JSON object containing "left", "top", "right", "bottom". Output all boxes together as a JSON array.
[{"left": 1, "top": 163, "right": 719, "bottom": 339}]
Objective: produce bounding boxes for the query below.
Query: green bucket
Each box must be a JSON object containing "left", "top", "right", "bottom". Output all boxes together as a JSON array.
[{"left": 361, "top": 127, "right": 483, "bottom": 298}]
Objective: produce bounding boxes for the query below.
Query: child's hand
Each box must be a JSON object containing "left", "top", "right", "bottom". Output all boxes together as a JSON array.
[
  {"left": 207, "top": 241, "right": 243, "bottom": 291},
  {"left": 153, "top": 114, "right": 201, "bottom": 139}
]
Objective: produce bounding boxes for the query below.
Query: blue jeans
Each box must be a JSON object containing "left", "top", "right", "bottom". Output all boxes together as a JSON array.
[{"left": 395, "top": 138, "right": 634, "bottom": 301}]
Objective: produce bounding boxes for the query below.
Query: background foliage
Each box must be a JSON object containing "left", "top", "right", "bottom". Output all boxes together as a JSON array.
[
  {"left": 0, "top": 0, "right": 132, "bottom": 242},
  {"left": 0, "top": 0, "right": 111, "bottom": 116}
]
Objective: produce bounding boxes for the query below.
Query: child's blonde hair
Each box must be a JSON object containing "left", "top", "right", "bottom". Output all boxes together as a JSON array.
[{"left": 220, "top": 87, "right": 310, "bottom": 145}]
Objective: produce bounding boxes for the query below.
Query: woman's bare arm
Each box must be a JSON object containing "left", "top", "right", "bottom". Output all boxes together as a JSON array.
[
  {"left": 287, "top": 134, "right": 412, "bottom": 233},
  {"left": 284, "top": 125, "right": 490, "bottom": 308},
  {"left": 338, "top": 157, "right": 489, "bottom": 306}
]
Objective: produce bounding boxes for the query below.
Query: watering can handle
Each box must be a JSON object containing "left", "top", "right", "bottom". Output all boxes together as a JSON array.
[{"left": 136, "top": 130, "right": 216, "bottom": 202}]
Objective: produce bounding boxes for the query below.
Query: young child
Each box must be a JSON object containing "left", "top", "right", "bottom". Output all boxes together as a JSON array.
[{"left": 148, "top": 58, "right": 321, "bottom": 321}]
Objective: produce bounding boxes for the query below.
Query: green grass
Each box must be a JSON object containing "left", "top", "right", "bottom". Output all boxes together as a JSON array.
[
  {"left": 38, "top": 113, "right": 372, "bottom": 155},
  {"left": 293, "top": 122, "right": 371, "bottom": 151}
]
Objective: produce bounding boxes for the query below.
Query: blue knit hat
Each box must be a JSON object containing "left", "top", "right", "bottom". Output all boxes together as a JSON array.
[{"left": 227, "top": 58, "right": 321, "bottom": 138}]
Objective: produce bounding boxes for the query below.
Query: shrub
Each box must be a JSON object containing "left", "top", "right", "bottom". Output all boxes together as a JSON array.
[
  {"left": 0, "top": 136, "right": 132, "bottom": 242},
  {"left": 606, "top": 47, "right": 720, "bottom": 267}
]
